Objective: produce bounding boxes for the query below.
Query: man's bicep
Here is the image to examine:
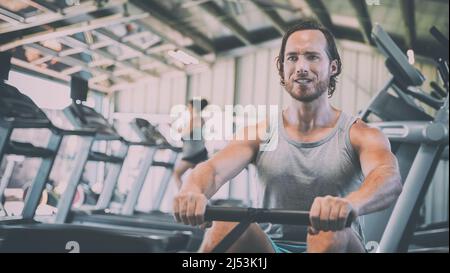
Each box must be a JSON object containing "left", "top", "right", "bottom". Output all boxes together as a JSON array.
[
  {"left": 359, "top": 146, "right": 398, "bottom": 177},
  {"left": 354, "top": 125, "right": 399, "bottom": 177}
]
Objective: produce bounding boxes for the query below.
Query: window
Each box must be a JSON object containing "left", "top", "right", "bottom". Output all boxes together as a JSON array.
[{"left": 8, "top": 70, "right": 71, "bottom": 110}]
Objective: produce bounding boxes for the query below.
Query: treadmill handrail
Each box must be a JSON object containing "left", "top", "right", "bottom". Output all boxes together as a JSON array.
[
  {"left": 94, "top": 133, "right": 123, "bottom": 141},
  {"left": 1, "top": 117, "right": 52, "bottom": 129},
  {"left": 51, "top": 126, "right": 97, "bottom": 137},
  {"left": 157, "top": 144, "right": 182, "bottom": 152},
  {"left": 123, "top": 140, "right": 158, "bottom": 147},
  {"left": 0, "top": 117, "right": 98, "bottom": 138}
]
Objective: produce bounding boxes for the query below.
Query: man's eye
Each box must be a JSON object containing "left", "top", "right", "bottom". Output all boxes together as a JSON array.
[
  {"left": 287, "top": 56, "right": 297, "bottom": 62},
  {"left": 308, "top": 55, "right": 319, "bottom": 61}
]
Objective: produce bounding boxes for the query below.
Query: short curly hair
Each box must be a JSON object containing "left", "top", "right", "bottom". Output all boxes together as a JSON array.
[{"left": 276, "top": 19, "right": 342, "bottom": 97}]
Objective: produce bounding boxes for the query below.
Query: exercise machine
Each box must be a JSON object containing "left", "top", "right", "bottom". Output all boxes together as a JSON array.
[
  {"left": 371, "top": 25, "right": 449, "bottom": 253},
  {"left": 54, "top": 77, "right": 203, "bottom": 251},
  {"left": 0, "top": 53, "right": 193, "bottom": 252}
]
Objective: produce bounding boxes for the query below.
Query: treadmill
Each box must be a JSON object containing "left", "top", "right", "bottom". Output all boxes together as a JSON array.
[
  {"left": 0, "top": 52, "right": 189, "bottom": 252},
  {"left": 124, "top": 118, "right": 184, "bottom": 221},
  {"left": 129, "top": 118, "right": 252, "bottom": 218},
  {"left": 57, "top": 76, "right": 203, "bottom": 251}
]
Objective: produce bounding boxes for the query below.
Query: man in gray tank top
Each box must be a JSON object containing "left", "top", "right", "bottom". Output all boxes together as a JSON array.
[{"left": 172, "top": 19, "right": 402, "bottom": 253}]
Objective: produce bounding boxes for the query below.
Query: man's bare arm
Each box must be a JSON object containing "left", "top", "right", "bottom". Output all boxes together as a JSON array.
[
  {"left": 174, "top": 122, "right": 266, "bottom": 226},
  {"left": 346, "top": 121, "right": 403, "bottom": 216},
  {"left": 180, "top": 123, "right": 265, "bottom": 198}
]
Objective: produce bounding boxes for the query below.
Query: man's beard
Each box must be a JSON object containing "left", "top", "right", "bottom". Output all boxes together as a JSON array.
[{"left": 285, "top": 77, "right": 329, "bottom": 103}]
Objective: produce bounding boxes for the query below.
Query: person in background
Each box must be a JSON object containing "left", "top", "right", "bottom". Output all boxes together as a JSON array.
[{"left": 173, "top": 98, "right": 209, "bottom": 190}]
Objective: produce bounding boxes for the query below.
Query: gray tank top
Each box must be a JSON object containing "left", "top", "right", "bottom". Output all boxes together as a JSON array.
[
  {"left": 255, "top": 110, "right": 365, "bottom": 242},
  {"left": 182, "top": 127, "right": 206, "bottom": 158}
]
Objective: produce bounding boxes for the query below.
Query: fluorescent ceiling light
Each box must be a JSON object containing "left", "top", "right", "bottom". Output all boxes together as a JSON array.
[{"left": 167, "top": 49, "right": 199, "bottom": 65}]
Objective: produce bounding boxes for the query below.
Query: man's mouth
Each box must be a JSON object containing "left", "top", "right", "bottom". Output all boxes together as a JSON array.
[{"left": 294, "top": 78, "right": 313, "bottom": 85}]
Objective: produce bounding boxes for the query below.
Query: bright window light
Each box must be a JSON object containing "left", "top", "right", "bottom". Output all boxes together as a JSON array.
[{"left": 8, "top": 70, "right": 71, "bottom": 110}]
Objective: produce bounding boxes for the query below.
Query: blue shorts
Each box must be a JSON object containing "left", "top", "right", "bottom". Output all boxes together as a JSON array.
[
  {"left": 268, "top": 237, "right": 307, "bottom": 253},
  {"left": 267, "top": 227, "right": 366, "bottom": 253}
]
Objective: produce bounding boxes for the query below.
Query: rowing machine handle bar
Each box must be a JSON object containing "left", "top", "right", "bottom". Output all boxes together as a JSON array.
[{"left": 204, "top": 206, "right": 352, "bottom": 227}]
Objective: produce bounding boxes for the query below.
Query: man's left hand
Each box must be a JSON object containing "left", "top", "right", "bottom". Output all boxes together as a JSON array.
[{"left": 309, "top": 196, "right": 358, "bottom": 234}]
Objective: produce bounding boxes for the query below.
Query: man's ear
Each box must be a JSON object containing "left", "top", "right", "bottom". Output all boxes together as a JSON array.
[
  {"left": 280, "top": 76, "right": 286, "bottom": 86},
  {"left": 330, "top": 60, "right": 338, "bottom": 76}
]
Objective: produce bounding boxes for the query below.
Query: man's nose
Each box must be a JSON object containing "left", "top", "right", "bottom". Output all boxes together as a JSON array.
[{"left": 295, "top": 57, "right": 309, "bottom": 74}]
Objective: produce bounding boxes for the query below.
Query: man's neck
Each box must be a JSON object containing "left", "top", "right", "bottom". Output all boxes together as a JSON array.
[{"left": 284, "top": 95, "right": 339, "bottom": 133}]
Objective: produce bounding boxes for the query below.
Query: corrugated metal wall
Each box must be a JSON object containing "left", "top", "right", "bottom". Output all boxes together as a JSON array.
[
  {"left": 115, "top": 40, "right": 448, "bottom": 224},
  {"left": 114, "top": 71, "right": 187, "bottom": 114}
]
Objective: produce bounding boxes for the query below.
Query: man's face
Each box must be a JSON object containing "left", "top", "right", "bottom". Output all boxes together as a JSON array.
[{"left": 283, "top": 30, "right": 337, "bottom": 102}]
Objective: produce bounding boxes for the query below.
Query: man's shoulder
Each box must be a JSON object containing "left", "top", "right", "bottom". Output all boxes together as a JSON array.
[
  {"left": 349, "top": 119, "right": 389, "bottom": 149},
  {"left": 233, "top": 120, "right": 269, "bottom": 145}
]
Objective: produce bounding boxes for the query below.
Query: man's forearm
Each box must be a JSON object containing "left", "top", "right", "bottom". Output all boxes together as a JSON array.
[
  {"left": 180, "top": 161, "right": 221, "bottom": 198},
  {"left": 346, "top": 165, "right": 402, "bottom": 216}
]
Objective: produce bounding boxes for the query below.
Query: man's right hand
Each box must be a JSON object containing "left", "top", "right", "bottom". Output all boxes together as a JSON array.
[{"left": 173, "top": 191, "right": 208, "bottom": 226}]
